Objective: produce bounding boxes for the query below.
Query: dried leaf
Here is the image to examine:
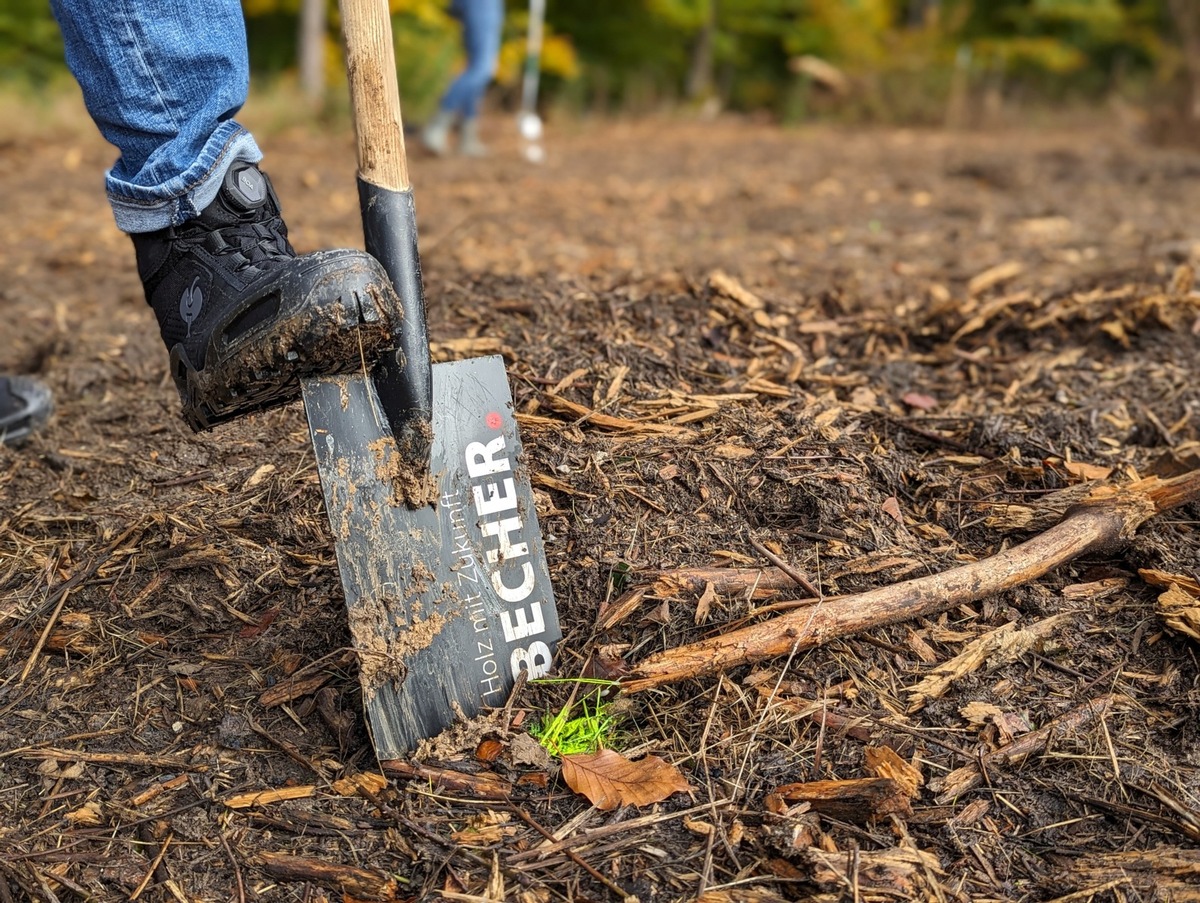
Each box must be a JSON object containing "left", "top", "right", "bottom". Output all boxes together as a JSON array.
[
  {"left": 509, "top": 733, "right": 552, "bottom": 769},
  {"left": 36, "top": 760, "right": 85, "bottom": 780},
  {"left": 880, "top": 496, "right": 904, "bottom": 523},
  {"left": 560, "top": 749, "right": 691, "bottom": 811},
  {"left": 901, "top": 392, "right": 938, "bottom": 411}
]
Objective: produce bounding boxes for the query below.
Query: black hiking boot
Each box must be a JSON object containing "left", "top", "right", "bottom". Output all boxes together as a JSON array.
[{"left": 132, "top": 161, "right": 401, "bottom": 431}]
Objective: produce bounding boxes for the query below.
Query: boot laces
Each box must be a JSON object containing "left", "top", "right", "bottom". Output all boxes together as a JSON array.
[{"left": 173, "top": 215, "right": 293, "bottom": 272}]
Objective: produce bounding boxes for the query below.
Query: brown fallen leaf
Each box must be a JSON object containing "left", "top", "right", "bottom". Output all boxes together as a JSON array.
[
  {"left": 560, "top": 749, "right": 691, "bottom": 811},
  {"left": 880, "top": 496, "right": 904, "bottom": 523},
  {"left": 901, "top": 391, "right": 937, "bottom": 411}
]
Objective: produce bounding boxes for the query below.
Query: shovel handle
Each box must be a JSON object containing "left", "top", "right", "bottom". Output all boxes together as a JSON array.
[
  {"left": 340, "top": 0, "right": 433, "bottom": 468},
  {"left": 340, "top": 0, "right": 410, "bottom": 191}
]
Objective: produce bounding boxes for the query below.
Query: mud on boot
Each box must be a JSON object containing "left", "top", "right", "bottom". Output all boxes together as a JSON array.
[{"left": 132, "top": 161, "right": 401, "bottom": 431}]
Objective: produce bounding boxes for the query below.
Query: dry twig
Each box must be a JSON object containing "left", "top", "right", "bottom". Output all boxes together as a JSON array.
[{"left": 624, "top": 471, "right": 1200, "bottom": 692}]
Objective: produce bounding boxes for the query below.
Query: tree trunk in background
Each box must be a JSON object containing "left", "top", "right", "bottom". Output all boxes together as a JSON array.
[
  {"left": 685, "top": 0, "right": 717, "bottom": 102},
  {"left": 907, "top": 0, "right": 938, "bottom": 28},
  {"left": 299, "top": 0, "right": 327, "bottom": 103},
  {"left": 1168, "top": 0, "right": 1200, "bottom": 119}
]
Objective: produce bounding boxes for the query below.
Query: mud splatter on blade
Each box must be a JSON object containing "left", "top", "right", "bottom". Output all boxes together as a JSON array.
[{"left": 302, "top": 355, "right": 559, "bottom": 759}]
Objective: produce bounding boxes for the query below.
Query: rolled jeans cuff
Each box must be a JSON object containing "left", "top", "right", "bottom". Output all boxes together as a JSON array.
[{"left": 106, "top": 125, "right": 262, "bottom": 233}]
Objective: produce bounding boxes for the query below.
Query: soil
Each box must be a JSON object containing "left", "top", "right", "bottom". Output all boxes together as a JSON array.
[{"left": 2, "top": 103, "right": 1200, "bottom": 903}]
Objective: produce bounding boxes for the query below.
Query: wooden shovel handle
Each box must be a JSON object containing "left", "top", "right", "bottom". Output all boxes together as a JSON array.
[{"left": 340, "top": 0, "right": 410, "bottom": 191}]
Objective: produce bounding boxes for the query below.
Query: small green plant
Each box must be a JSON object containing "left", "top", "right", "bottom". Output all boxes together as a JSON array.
[
  {"left": 609, "top": 561, "right": 632, "bottom": 594},
  {"left": 530, "top": 679, "right": 621, "bottom": 758}
]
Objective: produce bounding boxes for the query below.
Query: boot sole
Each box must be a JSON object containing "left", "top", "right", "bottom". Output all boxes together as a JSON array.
[{"left": 171, "top": 253, "right": 402, "bottom": 431}]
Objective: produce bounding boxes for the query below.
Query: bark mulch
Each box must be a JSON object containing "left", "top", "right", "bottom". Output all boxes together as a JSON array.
[{"left": 2, "top": 107, "right": 1199, "bottom": 902}]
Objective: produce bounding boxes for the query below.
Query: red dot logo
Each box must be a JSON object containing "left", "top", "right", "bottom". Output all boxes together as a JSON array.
[{"left": 486, "top": 411, "right": 503, "bottom": 430}]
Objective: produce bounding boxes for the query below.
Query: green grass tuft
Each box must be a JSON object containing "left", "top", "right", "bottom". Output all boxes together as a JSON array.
[{"left": 530, "top": 679, "right": 621, "bottom": 758}]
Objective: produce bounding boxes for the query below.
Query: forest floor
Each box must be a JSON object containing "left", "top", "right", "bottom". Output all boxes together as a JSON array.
[{"left": 2, "top": 98, "right": 1200, "bottom": 902}]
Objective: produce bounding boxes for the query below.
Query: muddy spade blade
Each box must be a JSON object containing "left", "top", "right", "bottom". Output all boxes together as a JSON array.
[
  {"left": 303, "top": 357, "right": 559, "bottom": 758},
  {"left": 301, "top": 0, "right": 560, "bottom": 759}
]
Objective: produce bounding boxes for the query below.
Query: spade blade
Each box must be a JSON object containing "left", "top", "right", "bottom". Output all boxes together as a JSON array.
[{"left": 302, "top": 355, "right": 560, "bottom": 759}]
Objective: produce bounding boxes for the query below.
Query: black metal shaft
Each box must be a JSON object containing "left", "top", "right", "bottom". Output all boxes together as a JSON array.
[{"left": 358, "top": 177, "right": 433, "bottom": 466}]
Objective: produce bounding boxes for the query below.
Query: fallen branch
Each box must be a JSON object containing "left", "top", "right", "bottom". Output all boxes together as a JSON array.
[
  {"left": 257, "top": 649, "right": 357, "bottom": 708},
  {"left": 623, "top": 470, "right": 1200, "bottom": 692},
  {"left": 381, "top": 759, "right": 515, "bottom": 800},
  {"left": 932, "top": 694, "right": 1116, "bottom": 803},
  {"left": 1045, "top": 846, "right": 1200, "bottom": 902},
  {"left": 257, "top": 851, "right": 401, "bottom": 902},
  {"left": 771, "top": 777, "right": 912, "bottom": 822}
]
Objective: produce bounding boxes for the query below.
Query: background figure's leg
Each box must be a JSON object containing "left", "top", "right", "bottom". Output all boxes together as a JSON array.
[
  {"left": 447, "top": 0, "right": 503, "bottom": 119},
  {"left": 50, "top": 0, "right": 261, "bottom": 231},
  {"left": 428, "top": 0, "right": 502, "bottom": 156}
]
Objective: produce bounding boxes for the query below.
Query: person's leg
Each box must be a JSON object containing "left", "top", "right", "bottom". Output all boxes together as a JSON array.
[
  {"left": 49, "top": 0, "right": 403, "bottom": 431},
  {"left": 424, "top": 0, "right": 502, "bottom": 156},
  {"left": 50, "top": 0, "right": 259, "bottom": 231},
  {"left": 455, "top": 0, "right": 503, "bottom": 119}
]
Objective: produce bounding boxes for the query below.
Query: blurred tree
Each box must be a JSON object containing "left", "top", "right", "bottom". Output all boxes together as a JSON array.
[
  {"left": 0, "top": 0, "right": 65, "bottom": 83},
  {"left": 0, "top": 0, "right": 1188, "bottom": 126},
  {"left": 299, "top": 0, "right": 327, "bottom": 101},
  {"left": 1166, "top": 0, "right": 1200, "bottom": 119},
  {"left": 945, "top": 0, "right": 1163, "bottom": 92}
]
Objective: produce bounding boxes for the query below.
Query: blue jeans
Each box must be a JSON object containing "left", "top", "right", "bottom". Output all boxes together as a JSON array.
[
  {"left": 440, "top": 0, "right": 503, "bottom": 120},
  {"left": 50, "top": 0, "right": 261, "bottom": 233}
]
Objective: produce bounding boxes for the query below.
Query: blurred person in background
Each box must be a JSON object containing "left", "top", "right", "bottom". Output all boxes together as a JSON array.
[
  {"left": 421, "top": 0, "right": 504, "bottom": 157},
  {"left": 46, "top": 0, "right": 404, "bottom": 431}
]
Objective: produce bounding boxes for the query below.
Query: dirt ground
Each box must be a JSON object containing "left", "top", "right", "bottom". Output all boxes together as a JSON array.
[{"left": 2, "top": 98, "right": 1200, "bottom": 903}]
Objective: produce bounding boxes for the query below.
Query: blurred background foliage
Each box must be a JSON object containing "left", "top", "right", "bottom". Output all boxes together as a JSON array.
[{"left": 3, "top": 0, "right": 1200, "bottom": 135}]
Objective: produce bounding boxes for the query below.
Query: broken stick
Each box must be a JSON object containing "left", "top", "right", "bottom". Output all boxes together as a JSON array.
[
  {"left": 772, "top": 776, "right": 912, "bottom": 822},
  {"left": 257, "top": 851, "right": 401, "bottom": 902},
  {"left": 623, "top": 470, "right": 1200, "bottom": 693},
  {"left": 933, "top": 694, "right": 1116, "bottom": 803}
]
